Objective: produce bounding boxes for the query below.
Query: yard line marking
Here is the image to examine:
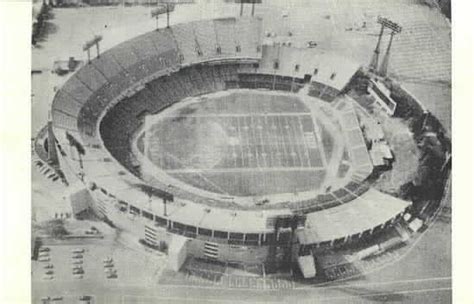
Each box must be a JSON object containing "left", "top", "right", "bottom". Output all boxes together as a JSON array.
[
  {"left": 244, "top": 116, "right": 256, "bottom": 168},
  {"left": 235, "top": 116, "right": 246, "bottom": 168},
  {"left": 282, "top": 116, "right": 300, "bottom": 167},
  {"left": 276, "top": 116, "right": 290, "bottom": 167},
  {"left": 297, "top": 116, "right": 312, "bottom": 167},
  {"left": 249, "top": 115, "right": 261, "bottom": 169},
  {"left": 288, "top": 116, "right": 305, "bottom": 168},
  {"left": 255, "top": 115, "right": 269, "bottom": 168},
  {"left": 269, "top": 115, "right": 282, "bottom": 167},
  {"left": 288, "top": 116, "right": 300, "bottom": 167},
  {"left": 262, "top": 115, "right": 275, "bottom": 167}
]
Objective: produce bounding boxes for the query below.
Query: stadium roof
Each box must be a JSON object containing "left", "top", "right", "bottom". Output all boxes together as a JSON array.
[{"left": 297, "top": 188, "right": 410, "bottom": 244}]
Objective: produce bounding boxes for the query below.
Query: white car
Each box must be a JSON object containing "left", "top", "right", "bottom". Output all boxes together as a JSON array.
[
  {"left": 42, "top": 274, "right": 54, "bottom": 280},
  {"left": 72, "top": 248, "right": 85, "bottom": 254},
  {"left": 103, "top": 257, "right": 113, "bottom": 263}
]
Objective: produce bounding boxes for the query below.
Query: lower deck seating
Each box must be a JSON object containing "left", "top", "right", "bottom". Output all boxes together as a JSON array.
[
  {"left": 308, "top": 81, "right": 340, "bottom": 102},
  {"left": 234, "top": 73, "right": 303, "bottom": 93}
]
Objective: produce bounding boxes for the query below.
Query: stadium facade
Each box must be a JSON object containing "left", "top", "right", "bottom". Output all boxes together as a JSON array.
[{"left": 48, "top": 17, "right": 417, "bottom": 276}]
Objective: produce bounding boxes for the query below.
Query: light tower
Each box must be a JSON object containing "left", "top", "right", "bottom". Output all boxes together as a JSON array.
[
  {"left": 235, "top": 0, "right": 262, "bottom": 17},
  {"left": 379, "top": 20, "right": 402, "bottom": 76},
  {"left": 370, "top": 17, "right": 402, "bottom": 76},
  {"left": 151, "top": 5, "right": 168, "bottom": 30},
  {"left": 83, "top": 35, "right": 103, "bottom": 63},
  {"left": 156, "top": 0, "right": 194, "bottom": 29}
]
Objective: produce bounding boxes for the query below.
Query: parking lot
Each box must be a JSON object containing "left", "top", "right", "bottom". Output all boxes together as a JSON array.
[{"left": 32, "top": 241, "right": 167, "bottom": 303}]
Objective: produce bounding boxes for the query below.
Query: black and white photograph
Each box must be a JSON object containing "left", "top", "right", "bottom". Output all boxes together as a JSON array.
[{"left": 2, "top": 0, "right": 473, "bottom": 303}]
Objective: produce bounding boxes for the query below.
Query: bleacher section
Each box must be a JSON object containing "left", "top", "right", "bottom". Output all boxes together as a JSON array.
[
  {"left": 256, "top": 45, "right": 360, "bottom": 101},
  {"left": 172, "top": 18, "right": 263, "bottom": 66},
  {"left": 335, "top": 98, "right": 373, "bottom": 178}
]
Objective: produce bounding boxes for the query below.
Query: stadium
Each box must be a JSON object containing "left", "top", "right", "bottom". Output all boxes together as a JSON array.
[{"left": 44, "top": 15, "right": 450, "bottom": 279}]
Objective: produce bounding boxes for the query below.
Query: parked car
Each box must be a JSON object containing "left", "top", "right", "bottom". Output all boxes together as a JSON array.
[
  {"left": 79, "top": 295, "right": 92, "bottom": 304},
  {"left": 103, "top": 257, "right": 113, "bottom": 263},
  {"left": 307, "top": 41, "right": 318, "bottom": 48},
  {"left": 106, "top": 272, "right": 118, "bottom": 279},
  {"left": 42, "top": 274, "right": 54, "bottom": 280},
  {"left": 73, "top": 268, "right": 84, "bottom": 275}
]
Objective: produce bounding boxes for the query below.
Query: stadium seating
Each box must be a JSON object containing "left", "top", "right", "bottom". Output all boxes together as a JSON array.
[
  {"left": 172, "top": 23, "right": 200, "bottom": 65},
  {"left": 235, "top": 17, "right": 261, "bottom": 58},
  {"left": 52, "top": 17, "right": 383, "bottom": 249},
  {"left": 60, "top": 75, "right": 94, "bottom": 105},
  {"left": 214, "top": 18, "right": 238, "bottom": 56},
  {"left": 52, "top": 110, "right": 78, "bottom": 131},
  {"left": 52, "top": 90, "right": 83, "bottom": 118},
  {"left": 193, "top": 20, "right": 218, "bottom": 59},
  {"left": 75, "top": 63, "right": 108, "bottom": 93}
]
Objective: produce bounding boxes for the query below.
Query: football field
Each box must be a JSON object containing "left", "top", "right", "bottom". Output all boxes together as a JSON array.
[{"left": 142, "top": 91, "right": 335, "bottom": 197}]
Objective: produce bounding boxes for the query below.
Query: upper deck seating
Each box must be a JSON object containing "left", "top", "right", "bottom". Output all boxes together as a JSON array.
[
  {"left": 235, "top": 17, "right": 261, "bottom": 58},
  {"left": 60, "top": 75, "right": 94, "bottom": 106},
  {"left": 75, "top": 63, "right": 108, "bottom": 93},
  {"left": 109, "top": 40, "right": 142, "bottom": 84},
  {"left": 172, "top": 23, "right": 199, "bottom": 65},
  {"left": 214, "top": 18, "right": 238, "bottom": 56},
  {"left": 194, "top": 20, "right": 218, "bottom": 59},
  {"left": 52, "top": 90, "right": 83, "bottom": 118}
]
